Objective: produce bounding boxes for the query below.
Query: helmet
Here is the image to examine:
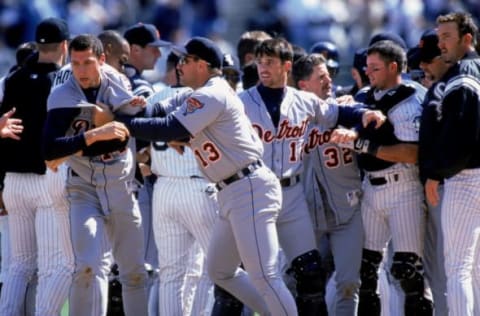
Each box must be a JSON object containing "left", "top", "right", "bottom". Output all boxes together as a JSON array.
[
  {"left": 310, "top": 41, "right": 339, "bottom": 62},
  {"left": 310, "top": 41, "right": 339, "bottom": 77}
]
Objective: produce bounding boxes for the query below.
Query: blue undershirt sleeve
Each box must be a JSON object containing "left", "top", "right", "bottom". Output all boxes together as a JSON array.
[{"left": 117, "top": 113, "right": 191, "bottom": 143}]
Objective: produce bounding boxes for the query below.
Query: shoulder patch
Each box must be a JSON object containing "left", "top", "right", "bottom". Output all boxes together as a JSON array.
[{"left": 184, "top": 97, "right": 204, "bottom": 115}]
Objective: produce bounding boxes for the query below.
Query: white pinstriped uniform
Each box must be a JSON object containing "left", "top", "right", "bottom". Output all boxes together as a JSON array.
[
  {"left": 1, "top": 172, "right": 74, "bottom": 315},
  {"left": 441, "top": 168, "right": 480, "bottom": 316},
  {"left": 361, "top": 90, "right": 426, "bottom": 255},
  {"left": 148, "top": 86, "right": 217, "bottom": 316},
  {"left": 0, "top": 214, "right": 9, "bottom": 284},
  {"left": 0, "top": 60, "right": 73, "bottom": 316}
]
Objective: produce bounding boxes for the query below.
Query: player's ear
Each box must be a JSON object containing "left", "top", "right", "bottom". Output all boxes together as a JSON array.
[
  {"left": 284, "top": 60, "right": 292, "bottom": 72},
  {"left": 98, "top": 53, "right": 106, "bottom": 65},
  {"left": 297, "top": 79, "right": 308, "bottom": 91}
]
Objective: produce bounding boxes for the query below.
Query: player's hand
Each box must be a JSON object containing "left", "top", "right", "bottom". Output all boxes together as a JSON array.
[
  {"left": 168, "top": 140, "right": 187, "bottom": 155},
  {"left": 330, "top": 128, "right": 358, "bottom": 143},
  {"left": 85, "top": 121, "right": 130, "bottom": 145},
  {"left": 138, "top": 162, "right": 152, "bottom": 177},
  {"left": 362, "top": 110, "right": 386, "bottom": 129},
  {"left": 425, "top": 179, "right": 440, "bottom": 207},
  {"left": 129, "top": 96, "right": 147, "bottom": 108},
  {"left": 45, "top": 157, "right": 68, "bottom": 172},
  {"left": 336, "top": 95, "right": 355, "bottom": 105},
  {"left": 93, "top": 102, "right": 114, "bottom": 127},
  {"left": 0, "top": 108, "right": 23, "bottom": 140}
]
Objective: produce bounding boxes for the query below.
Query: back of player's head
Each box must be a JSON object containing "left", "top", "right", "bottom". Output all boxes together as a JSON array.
[
  {"left": 241, "top": 62, "right": 259, "bottom": 89},
  {"left": 436, "top": 12, "right": 478, "bottom": 46},
  {"left": 367, "top": 40, "right": 406, "bottom": 74},
  {"left": 98, "top": 30, "right": 125, "bottom": 51},
  {"left": 237, "top": 30, "right": 272, "bottom": 66},
  {"left": 69, "top": 34, "right": 104, "bottom": 58},
  {"left": 291, "top": 53, "right": 326, "bottom": 88},
  {"left": 255, "top": 38, "right": 293, "bottom": 63},
  {"left": 16, "top": 41, "right": 37, "bottom": 66}
]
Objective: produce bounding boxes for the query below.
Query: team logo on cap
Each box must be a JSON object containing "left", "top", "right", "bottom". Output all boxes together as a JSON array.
[{"left": 184, "top": 97, "right": 204, "bottom": 115}]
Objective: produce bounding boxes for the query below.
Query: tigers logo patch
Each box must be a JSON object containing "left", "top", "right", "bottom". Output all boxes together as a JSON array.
[{"left": 184, "top": 97, "right": 204, "bottom": 115}]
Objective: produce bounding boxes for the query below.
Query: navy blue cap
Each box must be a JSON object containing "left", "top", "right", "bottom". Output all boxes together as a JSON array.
[
  {"left": 353, "top": 48, "right": 367, "bottom": 73},
  {"left": 222, "top": 53, "right": 242, "bottom": 74},
  {"left": 35, "top": 17, "right": 70, "bottom": 44},
  {"left": 369, "top": 32, "right": 407, "bottom": 51},
  {"left": 173, "top": 37, "right": 223, "bottom": 69},
  {"left": 407, "top": 46, "right": 421, "bottom": 69},
  {"left": 418, "top": 29, "right": 441, "bottom": 62},
  {"left": 124, "top": 23, "right": 170, "bottom": 47}
]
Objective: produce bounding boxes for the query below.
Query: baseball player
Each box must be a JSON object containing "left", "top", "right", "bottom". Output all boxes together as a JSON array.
[
  {"left": 42, "top": 34, "right": 148, "bottom": 316},
  {"left": 147, "top": 52, "right": 217, "bottom": 316},
  {"left": 292, "top": 53, "right": 364, "bottom": 316},
  {"left": 0, "top": 18, "right": 74, "bottom": 316},
  {"left": 336, "top": 40, "right": 432, "bottom": 315},
  {"left": 425, "top": 12, "right": 480, "bottom": 316},
  {"left": 416, "top": 29, "right": 451, "bottom": 316},
  {"left": 238, "top": 38, "right": 385, "bottom": 315},
  {"left": 114, "top": 36, "right": 299, "bottom": 316},
  {"left": 123, "top": 23, "right": 169, "bottom": 280}
]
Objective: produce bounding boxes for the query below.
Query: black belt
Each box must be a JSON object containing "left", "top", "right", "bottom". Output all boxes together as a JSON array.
[
  {"left": 280, "top": 174, "right": 300, "bottom": 187},
  {"left": 368, "top": 174, "right": 399, "bottom": 186},
  {"left": 216, "top": 160, "right": 262, "bottom": 191}
]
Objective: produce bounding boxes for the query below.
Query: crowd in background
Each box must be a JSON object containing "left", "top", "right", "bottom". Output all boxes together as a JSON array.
[{"left": 0, "top": 0, "right": 478, "bottom": 84}]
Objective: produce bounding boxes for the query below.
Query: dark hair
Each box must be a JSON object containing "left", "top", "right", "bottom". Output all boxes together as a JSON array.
[
  {"left": 255, "top": 38, "right": 293, "bottom": 63},
  {"left": 291, "top": 53, "right": 326, "bottom": 88},
  {"left": 68, "top": 34, "right": 104, "bottom": 58},
  {"left": 367, "top": 40, "right": 406, "bottom": 74},
  {"left": 237, "top": 30, "right": 271, "bottom": 66},
  {"left": 242, "top": 62, "right": 259, "bottom": 89},
  {"left": 437, "top": 12, "right": 478, "bottom": 46}
]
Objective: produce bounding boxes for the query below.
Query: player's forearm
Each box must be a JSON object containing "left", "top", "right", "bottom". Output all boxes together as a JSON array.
[
  {"left": 336, "top": 106, "right": 366, "bottom": 128},
  {"left": 42, "top": 109, "right": 88, "bottom": 160},
  {"left": 119, "top": 114, "right": 191, "bottom": 143},
  {"left": 374, "top": 143, "right": 418, "bottom": 164}
]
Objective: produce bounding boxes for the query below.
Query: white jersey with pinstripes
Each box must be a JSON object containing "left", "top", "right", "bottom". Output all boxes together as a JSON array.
[
  {"left": 147, "top": 86, "right": 203, "bottom": 178},
  {"left": 147, "top": 85, "right": 217, "bottom": 315}
]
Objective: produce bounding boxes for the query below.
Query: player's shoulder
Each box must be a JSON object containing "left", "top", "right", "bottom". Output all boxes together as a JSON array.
[{"left": 47, "top": 76, "right": 79, "bottom": 110}]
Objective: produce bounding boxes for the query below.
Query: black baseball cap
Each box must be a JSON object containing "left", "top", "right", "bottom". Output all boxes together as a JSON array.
[
  {"left": 369, "top": 32, "right": 407, "bottom": 51},
  {"left": 35, "top": 17, "right": 70, "bottom": 44},
  {"left": 418, "top": 29, "right": 441, "bottom": 62},
  {"left": 124, "top": 23, "right": 170, "bottom": 47},
  {"left": 173, "top": 37, "right": 223, "bottom": 69}
]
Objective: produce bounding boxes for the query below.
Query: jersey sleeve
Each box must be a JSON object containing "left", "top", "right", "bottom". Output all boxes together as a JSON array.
[
  {"left": 42, "top": 107, "right": 88, "bottom": 160},
  {"left": 431, "top": 83, "right": 480, "bottom": 179},
  {"left": 312, "top": 97, "right": 339, "bottom": 129},
  {"left": 172, "top": 90, "right": 224, "bottom": 136}
]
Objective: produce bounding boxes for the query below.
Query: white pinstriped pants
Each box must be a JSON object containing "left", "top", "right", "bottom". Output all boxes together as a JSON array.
[
  {"left": 152, "top": 177, "right": 217, "bottom": 316},
  {"left": 361, "top": 173, "right": 426, "bottom": 254},
  {"left": 442, "top": 168, "right": 480, "bottom": 316},
  {"left": 0, "top": 171, "right": 73, "bottom": 316}
]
